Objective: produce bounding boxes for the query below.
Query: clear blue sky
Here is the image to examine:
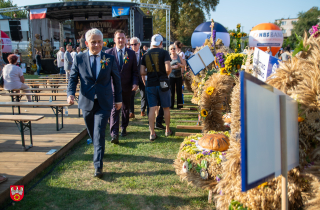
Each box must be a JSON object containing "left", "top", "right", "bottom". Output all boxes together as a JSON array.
[{"left": 12, "top": 0, "right": 320, "bottom": 33}]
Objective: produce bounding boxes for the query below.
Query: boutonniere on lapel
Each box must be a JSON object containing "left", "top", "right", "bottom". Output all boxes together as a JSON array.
[
  {"left": 100, "top": 55, "right": 110, "bottom": 69},
  {"left": 123, "top": 51, "right": 129, "bottom": 64}
]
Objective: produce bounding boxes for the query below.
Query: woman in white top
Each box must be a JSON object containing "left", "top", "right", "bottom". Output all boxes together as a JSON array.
[
  {"left": 3, "top": 54, "right": 32, "bottom": 102},
  {"left": 174, "top": 41, "right": 185, "bottom": 60},
  {"left": 14, "top": 49, "right": 22, "bottom": 66},
  {"left": 174, "top": 41, "right": 187, "bottom": 74}
]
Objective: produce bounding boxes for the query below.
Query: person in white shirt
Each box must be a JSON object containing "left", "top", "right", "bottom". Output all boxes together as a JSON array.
[
  {"left": 76, "top": 47, "right": 82, "bottom": 55},
  {"left": 3, "top": 54, "right": 32, "bottom": 102},
  {"left": 174, "top": 41, "right": 185, "bottom": 60},
  {"left": 71, "top": 49, "right": 77, "bottom": 62},
  {"left": 57, "top": 47, "right": 65, "bottom": 74},
  {"left": 14, "top": 49, "right": 22, "bottom": 66},
  {"left": 266, "top": 46, "right": 273, "bottom": 56}
]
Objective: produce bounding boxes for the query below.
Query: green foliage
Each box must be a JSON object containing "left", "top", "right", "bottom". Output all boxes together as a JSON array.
[
  {"left": 0, "top": 0, "right": 27, "bottom": 18},
  {"left": 196, "top": 160, "right": 207, "bottom": 173},
  {"left": 287, "top": 7, "right": 320, "bottom": 49},
  {"left": 292, "top": 33, "right": 310, "bottom": 57},
  {"left": 292, "top": 7, "right": 320, "bottom": 37},
  {"left": 229, "top": 200, "right": 249, "bottom": 210}
]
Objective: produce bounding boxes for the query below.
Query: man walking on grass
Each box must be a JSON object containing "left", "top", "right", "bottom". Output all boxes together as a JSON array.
[
  {"left": 140, "top": 34, "right": 172, "bottom": 141},
  {"left": 67, "top": 28, "right": 122, "bottom": 178}
]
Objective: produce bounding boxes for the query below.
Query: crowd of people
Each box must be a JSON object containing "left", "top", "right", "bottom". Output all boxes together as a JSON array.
[{"left": 66, "top": 28, "right": 190, "bottom": 178}]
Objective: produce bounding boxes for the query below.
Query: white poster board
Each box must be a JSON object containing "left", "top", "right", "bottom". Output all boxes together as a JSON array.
[
  {"left": 240, "top": 71, "right": 299, "bottom": 192},
  {"left": 187, "top": 45, "right": 215, "bottom": 75},
  {"left": 253, "top": 48, "right": 280, "bottom": 82}
]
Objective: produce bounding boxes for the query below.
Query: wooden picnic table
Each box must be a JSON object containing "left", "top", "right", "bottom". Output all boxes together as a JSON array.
[
  {"left": 0, "top": 88, "right": 79, "bottom": 93},
  {"left": 0, "top": 92, "right": 81, "bottom": 117},
  {"left": 26, "top": 79, "right": 69, "bottom": 81},
  {"left": 0, "top": 115, "right": 44, "bottom": 151},
  {"left": 0, "top": 102, "right": 71, "bottom": 131}
]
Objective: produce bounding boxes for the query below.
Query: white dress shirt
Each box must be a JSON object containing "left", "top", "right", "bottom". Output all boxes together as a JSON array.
[
  {"left": 116, "top": 46, "right": 126, "bottom": 65},
  {"left": 88, "top": 51, "right": 101, "bottom": 99},
  {"left": 88, "top": 51, "right": 101, "bottom": 79},
  {"left": 135, "top": 49, "right": 140, "bottom": 64}
]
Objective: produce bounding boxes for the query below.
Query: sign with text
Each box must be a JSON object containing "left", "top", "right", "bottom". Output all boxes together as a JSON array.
[
  {"left": 253, "top": 48, "right": 280, "bottom": 81},
  {"left": 187, "top": 46, "right": 215, "bottom": 75},
  {"left": 74, "top": 20, "right": 128, "bottom": 39}
]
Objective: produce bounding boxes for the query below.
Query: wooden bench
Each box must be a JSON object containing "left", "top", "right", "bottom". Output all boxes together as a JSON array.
[
  {"left": 0, "top": 92, "right": 80, "bottom": 102},
  {"left": 0, "top": 92, "right": 82, "bottom": 117},
  {"left": 0, "top": 115, "right": 44, "bottom": 151},
  {"left": 0, "top": 102, "right": 71, "bottom": 131}
]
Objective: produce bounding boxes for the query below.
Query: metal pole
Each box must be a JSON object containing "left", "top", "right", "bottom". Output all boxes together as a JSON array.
[
  {"left": 166, "top": 9, "right": 167, "bottom": 50},
  {"left": 168, "top": 8, "right": 170, "bottom": 50},
  {"left": 59, "top": 22, "right": 64, "bottom": 48},
  {"left": 280, "top": 95, "right": 288, "bottom": 210}
]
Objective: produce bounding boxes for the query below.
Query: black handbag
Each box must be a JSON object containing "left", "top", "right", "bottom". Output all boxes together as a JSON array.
[{"left": 148, "top": 53, "right": 170, "bottom": 92}]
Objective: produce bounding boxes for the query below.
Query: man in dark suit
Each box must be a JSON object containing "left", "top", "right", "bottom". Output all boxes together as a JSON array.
[
  {"left": 106, "top": 30, "right": 138, "bottom": 143},
  {"left": 129, "top": 37, "right": 147, "bottom": 118},
  {"left": 67, "top": 28, "right": 122, "bottom": 178}
]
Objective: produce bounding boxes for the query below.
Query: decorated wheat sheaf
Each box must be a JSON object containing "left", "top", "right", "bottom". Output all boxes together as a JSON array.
[
  {"left": 200, "top": 73, "right": 234, "bottom": 132},
  {"left": 174, "top": 132, "right": 230, "bottom": 190},
  {"left": 176, "top": 32, "right": 320, "bottom": 209}
]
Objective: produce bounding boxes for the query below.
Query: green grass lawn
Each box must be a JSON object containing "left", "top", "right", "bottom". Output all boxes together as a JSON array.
[{"left": 2, "top": 93, "right": 215, "bottom": 210}]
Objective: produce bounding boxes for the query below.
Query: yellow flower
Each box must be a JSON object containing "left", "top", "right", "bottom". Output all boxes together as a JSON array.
[
  {"left": 200, "top": 109, "right": 208, "bottom": 117},
  {"left": 257, "top": 182, "right": 268, "bottom": 189},
  {"left": 235, "top": 49, "right": 237, "bottom": 52},
  {"left": 205, "top": 87, "right": 214, "bottom": 95},
  {"left": 198, "top": 83, "right": 200, "bottom": 88},
  {"left": 220, "top": 68, "right": 228, "bottom": 75}
]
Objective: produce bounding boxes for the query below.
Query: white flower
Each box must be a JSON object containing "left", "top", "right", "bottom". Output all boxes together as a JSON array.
[
  {"left": 182, "top": 161, "right": 188, "bottom": 173},
  {"left": 200, "top": 168, "right": 208, "bottom": 180},
  {"left": 219, "top": 155, "right": 227, "bottom": 162}
]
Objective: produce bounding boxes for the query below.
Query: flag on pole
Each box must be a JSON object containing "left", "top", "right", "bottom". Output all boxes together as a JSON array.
[
  {"left": 30, "top": 8, "right": 47, "bottom": 20},
  {"left": 112, "top": 7, "right": 130, "bottom": 17}
]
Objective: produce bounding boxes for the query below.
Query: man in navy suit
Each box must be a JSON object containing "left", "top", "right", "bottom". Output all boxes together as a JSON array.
[
  {"left": 106, "top": 30, "right": 138, "bottom": 143},
  {"left": 67, "top": 28, "right": 122, "bottom": 178}
]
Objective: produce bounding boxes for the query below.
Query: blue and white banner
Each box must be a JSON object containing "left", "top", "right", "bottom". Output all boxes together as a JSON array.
[
  {"left": 253, "top": 48, "right": 280, "bottom": 81},
  {"left": 112, "top": 6, "right": 130, "bottom": 17}
]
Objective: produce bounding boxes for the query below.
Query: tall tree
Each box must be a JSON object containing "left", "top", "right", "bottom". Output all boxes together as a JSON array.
[
  {"left": 0, "top": 0, "right": 27, "bottom": 18},
  {"left": 292, "top": 7, "right": 320, "bottom": 37},
  {"left": 133, "top": 0, "right": 218, "bottom": 44},
  {"left": 287, "top": 7, "right": 320, "bottom": 48}
]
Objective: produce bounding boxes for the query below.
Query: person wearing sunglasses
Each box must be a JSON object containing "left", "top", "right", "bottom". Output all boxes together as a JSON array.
[
  {"left": 169, "top": 44, "right": 185, "bottom": 109},
  {"left": 129, "top": 37, "right": 147, "bottom": 118}
]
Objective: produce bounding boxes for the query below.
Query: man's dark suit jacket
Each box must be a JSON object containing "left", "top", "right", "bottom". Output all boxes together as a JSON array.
[
  {"left": 105, "top": 47, "right": 139, "bottom": 92},
  {"left": 67, "top": 51, "right": 122, "bottom": 111}
]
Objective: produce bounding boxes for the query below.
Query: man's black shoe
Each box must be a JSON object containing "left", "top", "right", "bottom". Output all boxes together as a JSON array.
[
  {"left": 111, "top": 135, "right": 119, "bottom": 144},
  {"left": 155, "top": 122, "right": 166, "bottom": 130},
  {"left": 94, "top": 168, "right": 103, "bottom": 178},
  {"left": 121, "top": 128, "right": 127, "bottom": 137}
]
